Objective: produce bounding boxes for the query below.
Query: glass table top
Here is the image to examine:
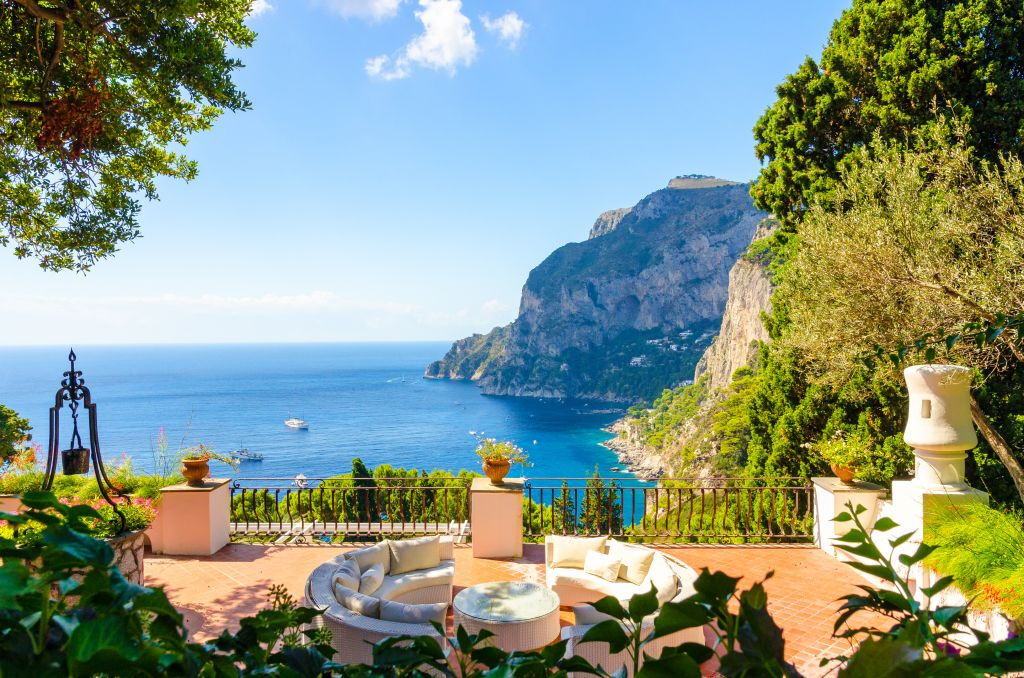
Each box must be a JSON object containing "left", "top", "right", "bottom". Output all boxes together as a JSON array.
[{"left": 453, "top": 581, "right": 560, "bottom": 622}]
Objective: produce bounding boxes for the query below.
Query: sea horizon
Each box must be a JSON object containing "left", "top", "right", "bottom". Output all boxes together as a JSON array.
[{"left": 0, "top": 342, "right": 630, "bottom": 482}]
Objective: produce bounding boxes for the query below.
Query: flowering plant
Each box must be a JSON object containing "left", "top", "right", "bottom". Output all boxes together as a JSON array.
[
  {"left": 180, "top": 443, "right": 239, "bottom": 470},
  {"left": 474, "top": 438, "right": 530, "bottom": 466}
]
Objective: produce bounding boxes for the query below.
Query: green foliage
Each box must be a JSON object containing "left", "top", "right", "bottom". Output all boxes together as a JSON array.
[
  {"left": 825, "top": 502, "right": 1024, "bottom": 675},
  {"left": 0, "top": 459, "right": 180, "bottom": 501},
  {"left": 631, "top": 377, "right": 709, "bottom": 452},
  {"left": 752, "top": 0, "right": 1024, "bottom": 229},
  {"left": 925, "top": 502, "right": 1024, "bottom": 618},
  {"left": 0, "top": 404, "right": 32, "bottom": 471},
  {"left": 0, "top": 0, "right": 255, "bottom": 271},
  {"left": 580, "top": 469, "right": 623, "bottom": 536},
  {"left": 0, "top": 490, "right": 340, "bottom": 675},
  {"left": 709, "top": 368, "right": 760, "bottom": 474}
]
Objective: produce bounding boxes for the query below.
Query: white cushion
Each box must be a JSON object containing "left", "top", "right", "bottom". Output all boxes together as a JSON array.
[
  {"left": 573, "top": 603, "right": 616, "bottom": 625},
  {"left": 333, "top": 559, "right": 360, "bottom": 590},
  {"left": 388, "top": 535, "right": 441, "bottom": 575},
  {"left": 607, "top": 541, "right": 655, "bottom": 585},
  {"left": 359, "top": 563, "right": 385, "bottom": 595},
  {"left": 375, "top": 561, "right": 455, "bottom": 601},
  {"left": 548, "top": 567, "right": 645, "bottom": 602},
  {"left": 379, "top": 599, "right": 448, "bottom": 626},
  {"left": 583, "top": 550, "right": 621, "bottom": 582},
  {"left": 333, "top": 582, "right": 380, "bottom": 617},
  {"left": 548, "top": 535, "right": 607, "bottom": 568},
  {"left": 645, "top": 556, "right": 678, "bottom": 605},
  {"left": 351, "top": 541, "right": 391, "bottom": 574}
]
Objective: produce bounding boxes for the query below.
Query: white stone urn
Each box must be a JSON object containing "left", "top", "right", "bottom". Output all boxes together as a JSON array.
[{"left": 903, "top": 364, "right": 977, "bottom": 489}]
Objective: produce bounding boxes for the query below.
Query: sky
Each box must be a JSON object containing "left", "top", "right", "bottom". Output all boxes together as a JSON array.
[{"left": 0, "top": 0, "right": 850, "bottom": 346}]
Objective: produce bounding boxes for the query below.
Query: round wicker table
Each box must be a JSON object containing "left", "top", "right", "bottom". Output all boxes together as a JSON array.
[{"left": 453, "top": 581, "right": 561, "bottom": 652}]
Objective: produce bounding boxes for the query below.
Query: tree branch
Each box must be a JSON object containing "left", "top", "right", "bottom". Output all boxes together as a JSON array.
[
  {"left": 12, "top": 0, "right": 68, "bottom": 23},
  {"left": 970, "top": 394, "right": 1024, "bottom": 503},
  {"left": 41, "top": 23, "right": 64, "bottom": 96},
  {"left": 3, "top": 100, "right": 46, "bottom": 112}
]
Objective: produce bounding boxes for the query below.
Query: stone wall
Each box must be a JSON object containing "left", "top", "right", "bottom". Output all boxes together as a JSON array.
[{"left": 109, "top": 530, "right": 146, "bottom": 585}]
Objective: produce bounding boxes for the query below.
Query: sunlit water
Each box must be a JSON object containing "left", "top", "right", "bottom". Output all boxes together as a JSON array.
[{"left": 0, "top": 343, "right": 631, "bottom": 483}]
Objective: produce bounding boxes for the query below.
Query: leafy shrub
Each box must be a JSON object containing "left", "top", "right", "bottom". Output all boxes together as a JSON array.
[{"left": 925, "top": 502, "right": 1024, "bottom": 618}]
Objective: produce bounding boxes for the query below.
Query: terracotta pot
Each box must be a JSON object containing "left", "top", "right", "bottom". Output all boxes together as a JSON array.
[
  {"left": 830, "top": 464, "right": 857, "bottom": 485},
  {"left": 181, "top": 458, "right": 210, "bottom": 487},
  {"left": 482, "top": 458, "right": 511, "bottom": 486}
]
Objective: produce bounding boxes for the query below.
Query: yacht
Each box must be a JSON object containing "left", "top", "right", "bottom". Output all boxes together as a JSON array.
[
  {"left": 232, "top": 448, "right": 263, "bottom": 462},
  {"left": 284, "top": 418, "right": 308, "bottom": 430}
]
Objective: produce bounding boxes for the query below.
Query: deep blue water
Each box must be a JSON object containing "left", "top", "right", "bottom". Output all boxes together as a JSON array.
[{"left": 0, "top": 343, "right": 628, "bottom": 482}]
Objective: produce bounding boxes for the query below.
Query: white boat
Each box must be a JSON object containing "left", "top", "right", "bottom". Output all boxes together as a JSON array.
[
  {"left": 284, "top": 418, "right": 308, "bottom": 430},
  {"left": 232, "top": 448, "right": 263, "bottom": 462}
]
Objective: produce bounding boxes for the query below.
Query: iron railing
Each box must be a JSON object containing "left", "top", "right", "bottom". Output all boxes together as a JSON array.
[
  {"left": 523, "top": 477, "right": 814, "bottom": 543},
  {"left": 230, "top": 477, "right": 472, "bottom": 543}
]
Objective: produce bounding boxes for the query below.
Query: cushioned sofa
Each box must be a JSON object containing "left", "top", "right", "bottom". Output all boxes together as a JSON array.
[
  {"left": 544, "top": 536, "right": 705, "bottom": 676},
  {"left": 306, "top": 535, "right": 455, "bottom": 664}
]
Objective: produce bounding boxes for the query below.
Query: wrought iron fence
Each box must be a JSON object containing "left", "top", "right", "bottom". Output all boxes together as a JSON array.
[
  {"left": 230, "top": 477, "right": 472, "bottom": 543},
  {"left": 523, "top": 477, "right": 814, "bottom": 543}
]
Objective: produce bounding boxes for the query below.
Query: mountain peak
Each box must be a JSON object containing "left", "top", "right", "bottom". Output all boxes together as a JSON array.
[{"left": 667, "top": 175, "right": 741, "bottom": 190}]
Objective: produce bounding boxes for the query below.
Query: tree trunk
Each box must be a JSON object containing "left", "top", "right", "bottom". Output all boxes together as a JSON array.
[{"left": 969, "top": 394, "right": 1024, "bottom": 503}]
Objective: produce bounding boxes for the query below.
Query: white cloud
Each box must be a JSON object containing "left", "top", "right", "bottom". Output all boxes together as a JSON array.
[
  {"left": 480, "top": 11, "right": 526, "bottom": 48},
  {"left": 317, "top": 0, "right": 403, "bottom": 21},
  {"left": 366, "top": 0, "right": 477, "bottom": 80},
  {"left": 249, "top": 0, "right": 273, "bottom": 16}
]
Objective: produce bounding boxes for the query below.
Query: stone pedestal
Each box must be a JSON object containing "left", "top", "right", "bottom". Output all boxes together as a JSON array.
[
  {"left": 147, "top": 478, "right": 230, "bottom": 556},
  {"left": 812, "top": 477, "right": 887, "bottom": 557},
  {"left": 470, "top": 477, "right": 523, "bottom": 559}
]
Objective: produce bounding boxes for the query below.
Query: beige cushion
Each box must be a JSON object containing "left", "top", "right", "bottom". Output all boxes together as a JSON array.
[
  {"left": 388, "top": 535, "right": 441, "bottom": 575},
  {"left": 375, "top": 561, "right": 455, "bottom": 601},
  {"left": 573, "top": 603, "right": 616, "bottom": 625},
  {"left": 359, "top": 563, "right": 385, "bottom": 595},
  {"left": 607, "top": 541, "right": 656, "bottom": 585},
  {"left": 548, "top": 567, "right": 646, "bottom": 601},
  {"left": 333, "top": 559, "right": 360, "bottom": 590},
  {"left": 378, "top": 599, "right": 448, "bottom": 626},
  {"left": 333, "top": 582, "right": 380, "bottom": 617},
  {"left": 583, "top": 550, "right": 621, "bottom": 583},
  {"left": 548, "top": 535, "right": 607, "bottom": 568},
  {"left": 646, "top": 556, "right": 678, "bottom": 605},
  {"left": 352, "top": 541, "right": 391, "bottom": 574}
]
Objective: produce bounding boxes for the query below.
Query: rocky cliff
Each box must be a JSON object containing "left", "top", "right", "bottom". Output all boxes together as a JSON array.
[
  {"left": 425, "top": 178, "right": 766, "bottom": 402},
  {"left": 693, "top": 220, "right": 775, "bottom": 392}
]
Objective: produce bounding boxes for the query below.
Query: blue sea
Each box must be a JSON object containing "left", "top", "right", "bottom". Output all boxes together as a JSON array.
[{"left": 0, "top": 343, "right": 629, "bottom": 483}]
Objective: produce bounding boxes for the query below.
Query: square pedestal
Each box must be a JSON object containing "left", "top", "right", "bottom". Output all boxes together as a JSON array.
[
  {"left": 471, "top": 477, "right": 523, "bottom": 559},
  {"left": 812, "top": 477, "right": 887, "bottom": 556},
  {"left": 148, "top": 478, "right": 231, "bottom": 556}
]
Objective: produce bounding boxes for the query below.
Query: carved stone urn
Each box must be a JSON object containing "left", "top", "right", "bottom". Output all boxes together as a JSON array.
[{"left": 903, "top": 364, "right": 977, "bottom": 489}]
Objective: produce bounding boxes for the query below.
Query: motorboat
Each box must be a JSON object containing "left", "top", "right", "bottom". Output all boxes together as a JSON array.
[
  {"left": 285, "top": 418, "right": 308, "bottom": 430},
  {"left": 232, "top": 448, "right": 263, "bottom": 462}
]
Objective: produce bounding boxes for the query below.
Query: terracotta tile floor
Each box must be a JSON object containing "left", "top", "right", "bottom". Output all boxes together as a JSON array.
[{"left": 146, "top": 543, "right": 884, "bottom": 676}]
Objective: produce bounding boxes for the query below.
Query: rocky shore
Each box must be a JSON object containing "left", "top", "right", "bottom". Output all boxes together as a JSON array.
[{"left": 600, "top": 418, "right": 668, "bottom": 479}]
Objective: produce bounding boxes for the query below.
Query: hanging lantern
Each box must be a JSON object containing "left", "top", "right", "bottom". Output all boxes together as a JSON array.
[{"left": 42, "top": 349, "right": 128, "bottom": 533}]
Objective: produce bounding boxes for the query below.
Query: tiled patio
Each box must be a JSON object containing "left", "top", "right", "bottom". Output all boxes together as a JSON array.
[{"left": 146, "top": 543, "right": 884, "bottom": 676}]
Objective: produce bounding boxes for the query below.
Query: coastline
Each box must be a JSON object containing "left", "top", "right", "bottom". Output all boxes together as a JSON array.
[{"left": 599, "top": 417, "right": 668, "bottom": 479}]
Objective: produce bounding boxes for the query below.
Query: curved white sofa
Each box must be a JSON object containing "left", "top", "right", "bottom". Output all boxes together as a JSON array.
[
  {"left": 306, "top": 536, "right": 455, "bottom": 665},
  {"left": 545, "top": 536, "right": 705, "bottom": 676}
]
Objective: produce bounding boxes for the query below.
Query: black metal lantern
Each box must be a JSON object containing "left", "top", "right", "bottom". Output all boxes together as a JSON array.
[{"left": 42, "top": 349, "right": 128, "bottom": 533}]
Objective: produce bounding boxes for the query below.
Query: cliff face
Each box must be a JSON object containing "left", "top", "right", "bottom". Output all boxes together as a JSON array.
[
  {"left": 693, "top": 222, "right": 775, "bottom": 392},
  {"left": 588, "top": 208, "right": 631, "bottom": 239},
  {"left": 425, "top": 178, "right": 766, "bottom": 402}
]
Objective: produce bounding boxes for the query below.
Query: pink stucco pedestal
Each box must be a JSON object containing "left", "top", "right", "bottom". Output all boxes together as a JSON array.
[
  {"left": 470, "top": 477, "right": 523, "bottom": 559},
  {"left": 147, "top": 478, "right": 230, "bottom": 556}
]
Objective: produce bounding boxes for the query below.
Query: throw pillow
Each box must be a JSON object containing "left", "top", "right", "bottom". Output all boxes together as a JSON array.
[
  {"left": 548, "top": 535, "right": 608, "bottom": 568},
  {"left": 583, "top": 550, "right": 622, "bottom": 582},
  {"left": 572, "top": 604, "right": 616, "bottom": 625},
  {"left": 352, "top": 541, "right": 391, "bottom": 574},
  {"left": 359, "top": 562, "right": 385, "bottom": 595},
  {"left": 378, "top": 599, "right": 449, "bottom": 626},
  {"left": 333, "top": 582, "right": 380, "bottom": 618},
  {"left": 388, "top": 535, "right": 441, "bottom": 575},
  {"left": 646, "top": 556, "right": 678, "bottom": 605},
  {"left": 333, "top": 558, "right": 361, "bottom": 591},
  {"left": 607, "top": 541, "right": 656, "bottom": 584}
]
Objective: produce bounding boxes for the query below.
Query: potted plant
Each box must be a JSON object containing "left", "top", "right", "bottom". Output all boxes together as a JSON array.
[
  {"left": 811, "top": 430, "right": 871, "bottom": 485},
  {"left": 179, "top": 444, "right": 239, "bottom": 487},
  {"left": 475, "top": 439, "right": 530, "bottom": 485}
]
